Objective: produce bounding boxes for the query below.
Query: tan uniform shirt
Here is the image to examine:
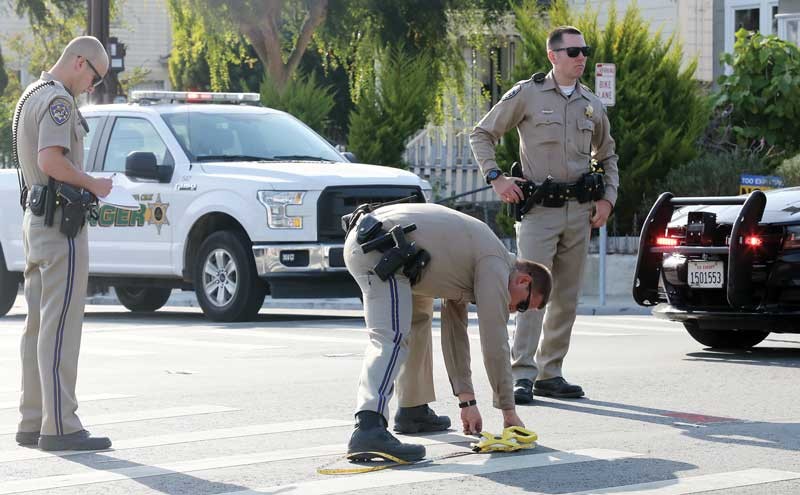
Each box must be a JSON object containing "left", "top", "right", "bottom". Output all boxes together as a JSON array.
[
  {"left": 372, "top": 203, "right": 517, "bottom": 409},
  {"left": 470, "top": 70, "right": 619, "bottom": 206},
  {"left": 16, "top": 71, "right": 85, "bottom": 188}
]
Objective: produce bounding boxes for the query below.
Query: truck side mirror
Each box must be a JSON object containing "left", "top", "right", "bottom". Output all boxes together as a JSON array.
[{"left": 125, "top": 151, "right": 173, "bottom": 183}]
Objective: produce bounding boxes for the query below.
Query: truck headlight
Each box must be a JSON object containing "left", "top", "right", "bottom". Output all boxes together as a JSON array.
[{"left": 257, "top": 191, "right": 305, "bottom": 229}]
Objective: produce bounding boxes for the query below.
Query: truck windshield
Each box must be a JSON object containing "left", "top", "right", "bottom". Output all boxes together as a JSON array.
[{"left": 161, "top": 111, "right": 344, "bottom": 163}]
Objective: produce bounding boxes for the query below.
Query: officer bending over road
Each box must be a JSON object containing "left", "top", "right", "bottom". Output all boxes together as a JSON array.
[
  {"left": 342, "top": 202, "right": 551, "bottom": 461},
  {"left": 14, "top": 36, "right": 113, "bottom": 451}
]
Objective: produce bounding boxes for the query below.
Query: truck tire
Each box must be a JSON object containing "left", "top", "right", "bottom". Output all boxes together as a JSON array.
[
  {"left": 115, "top": 287, "right": 172, "bottom": 312},
  {"left": 193, "top": 230, "right": 266, "bottom": 322},
  {"left": 684, "top": 322, "right": 768, "bottom": 349},
  {"left": 0, "top": 261, "right": 20, "bottom": 317}
]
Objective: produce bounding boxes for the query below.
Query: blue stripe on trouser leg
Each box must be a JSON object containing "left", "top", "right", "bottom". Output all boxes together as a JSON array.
[
  {"left": 376, "top": 275, "right": 402, "bottom": 417},
  {"left": 52, "top": 236, "right": 75, "bottom": 436}
]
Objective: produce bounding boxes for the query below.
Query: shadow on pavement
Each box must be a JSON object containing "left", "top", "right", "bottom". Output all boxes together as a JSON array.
[{"left": 684, "top": 345, "right": 800, "bottom": 368}]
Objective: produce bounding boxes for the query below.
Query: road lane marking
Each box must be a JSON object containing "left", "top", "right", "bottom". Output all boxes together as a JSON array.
[
  {"left": 563, "top": 468, "right": 800, "bottom": 494},
  {"left": 0, "top": 431, "right": 481, "bottom": 493},
  {"left": 0, "top": 405, "right": 237, "bottom": 434},
  {"left": 0, "top": 419, "right": 354, "bottom": 463},
  {"left": 0, "top": 393, "right": 133, "bottom": 410},
  {"left": 94, "top": 334, "right": 287, "bottom": 350},
  {"left": 221, "top": 449, "right": 640, "bottom": 495},
  {"left": 205, "top": 329, "right": 365, "bottom": 345}
]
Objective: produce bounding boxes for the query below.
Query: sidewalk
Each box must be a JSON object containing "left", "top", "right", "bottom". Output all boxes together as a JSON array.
[{"left": 86, "top": 290, "right": 651, "bottom": 316}]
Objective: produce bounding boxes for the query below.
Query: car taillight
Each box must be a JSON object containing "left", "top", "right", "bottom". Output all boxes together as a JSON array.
[
  {"left": 744, "top": 235, "right": 763, "bottom": 247},
  {"left": 783, "top": 226, "right": 800, "bottom": 250},
  {"left": 655, "top": 236, "right": 679, "bottom": 247}
]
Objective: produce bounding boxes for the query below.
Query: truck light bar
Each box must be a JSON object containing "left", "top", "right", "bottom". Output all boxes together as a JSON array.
[{"left": 130, "top": 91, "right": 260, "bottom": 103}]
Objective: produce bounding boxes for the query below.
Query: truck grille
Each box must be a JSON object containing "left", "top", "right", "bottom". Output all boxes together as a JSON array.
[{"left": 317, "top": 185, "right": 424, "bottom": 242}]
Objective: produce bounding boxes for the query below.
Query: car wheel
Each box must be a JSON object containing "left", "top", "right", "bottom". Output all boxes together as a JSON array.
[
  {"left": 193, "top": 230, "right": 266, "bottom": 322},
  {"left": 115, "top": 287, "right": 172, "bottom": 312},
  {"left": 0, "top": 260, "right": 20, "bottom": 317},
  {"left": 683, "top": 322, "right": 769, "bottom": 349}
]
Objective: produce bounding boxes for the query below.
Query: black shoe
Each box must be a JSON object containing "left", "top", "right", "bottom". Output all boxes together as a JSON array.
[
  {"left": 393, "top": 405, "right": 451, "bottom": 434},
  {"left": 348, "top": 411, "right": 425, "bottom": 462},
  {"left": 15, "top": 431, "right": 39, "bottom": 446},
  {"left": 534, "top": 377, "right": 585, "bottom": 398},
  {"left": 38, "top": 430, "right": 112, "bottom": 451},
  {"left": 514, "top": 379, "right": 534, "bottom": 405}
]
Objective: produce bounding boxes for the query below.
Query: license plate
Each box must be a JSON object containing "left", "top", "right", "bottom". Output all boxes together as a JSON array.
[{"left": 687, "top": 261, "right": 724, "bottom": 288}]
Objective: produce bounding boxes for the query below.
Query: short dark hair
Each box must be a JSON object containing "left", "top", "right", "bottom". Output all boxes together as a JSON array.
[
  {"left": 515, "top": 259, "right": 552, "bottom": 309},
  {"left": 547, "top": 26, "right": 583, "bottom": 50}
]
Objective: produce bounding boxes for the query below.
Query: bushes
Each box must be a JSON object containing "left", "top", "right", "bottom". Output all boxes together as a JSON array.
[
  {"left": 506, "top": 0, "right": 711, "bottom": 233},
  {"left": 650, "top": 149, "right": 772, "bottom": 204},
  {"left": 260, "top": 73, "right": 336, "bottom": 136},
  {"left": 347, "top": 46, "right": 436, "bottom": 167},
  {"left": 776, "top": 154, "right": 800, "bottom": 187},
  {"left": 715, "top": 31, "right": 800, "bottom": 156}
]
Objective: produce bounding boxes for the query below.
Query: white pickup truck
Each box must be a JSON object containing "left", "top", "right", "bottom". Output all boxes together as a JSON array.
[{"left": 0, "top": 91, "right": 430, "bottom": 321}]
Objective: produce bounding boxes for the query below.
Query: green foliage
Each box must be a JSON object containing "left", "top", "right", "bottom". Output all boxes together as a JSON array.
[
  {"left": 715, "top": 31, "right": 800, "bottom": 156},
  {"left": 0, "top": 73, "right": 22, "bottom": 169},
  {"left": 776, "top": 153, "right": 800, "bottom": 187},
  {"left": 260, "top": 72, "right": 336, "bottom": 135},
  {"left": 509, "top": 0, "right": 711, "bottom": 233},
  {"left": 167, "top": 0, "right": 261, "bottom": 92},
  {"left": 651, "top": 149, "right": 772, "bottom": 203},
  {"left": 348, "top": 46, "right": 436, "bottom": 167}
]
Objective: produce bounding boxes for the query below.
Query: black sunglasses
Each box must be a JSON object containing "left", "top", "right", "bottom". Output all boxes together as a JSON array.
[
  {"left": 84, "top": 57, "right": 104, "bottom": 88},
  {"left": 515, "top": 281, "right": 534, "bottom": 313},
  {"left": 553, "top": 46, "right": 593, "bottom": 58}
]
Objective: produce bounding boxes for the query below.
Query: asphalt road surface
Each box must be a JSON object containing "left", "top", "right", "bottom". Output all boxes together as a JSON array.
[{"left": 0, "top": 302, "right": 798, "bottom": 495}]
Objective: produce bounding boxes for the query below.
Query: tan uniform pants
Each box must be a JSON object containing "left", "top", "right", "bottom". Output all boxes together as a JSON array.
[
  {"left": 344, "top": 231, "right": 436, "bottom": 424},
  {"left": 512, "top": 200, "right": 592, "bottom": 381},
  {"left": 19, "top": 210, "right": 88, "bottom": 436}
]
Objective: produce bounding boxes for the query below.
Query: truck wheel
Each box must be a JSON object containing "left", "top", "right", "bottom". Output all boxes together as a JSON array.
[
  {"left": 0, "top": 261, "right": 20, "bottom": 317},
  {"left": 193, "top": 230, "right": 266, "bottom": 322},
  {"left": 684, "top": 322, "right": 768, "bottom": 349},
  {"left": 115, "top": 287, "right": 172, "bottom": 312}
]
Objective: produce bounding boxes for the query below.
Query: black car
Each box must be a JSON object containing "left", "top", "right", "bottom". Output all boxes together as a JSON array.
[{"left": 633, "top": 187, "right": 800, "bottom": 349}]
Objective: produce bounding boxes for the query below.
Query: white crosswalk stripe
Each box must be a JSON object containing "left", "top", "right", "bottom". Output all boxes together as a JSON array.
[
  {"left": 0, "top": 393, "right": 133, "bottom": 410},
  {"left": 0, "top": 405, "right": 237, "bottom": 434}
]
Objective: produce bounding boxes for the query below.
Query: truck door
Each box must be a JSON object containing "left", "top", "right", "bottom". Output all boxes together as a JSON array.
[{"left": 88, "top": 116, "right": 174, "bottom": 275}]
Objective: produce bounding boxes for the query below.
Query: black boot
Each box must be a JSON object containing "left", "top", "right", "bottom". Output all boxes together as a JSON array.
[
  {"left": 514, "top": 378, "right": 534, "bottom": 405},
  {"left": 38, "top": 430, "right": 112, "bottom": 451},
  {"left": 534, "top": 377, "right": 585, "bottom": 398},
  {"left": 347, "top": 411, "right": 425, "bottom": 462},
  {"left": 15, "top": 431, "right": 39, "bottom": 446},
  {"left": 394, "top": 404, "right": 451, "bottom": 434}
]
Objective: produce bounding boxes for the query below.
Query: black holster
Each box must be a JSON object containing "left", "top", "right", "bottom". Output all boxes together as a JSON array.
[
  {"left": 354, "top": 215, "right": 429, "bottom": 285},
  {"left": 49, "top": 178, "right": 97, "bottom": 238}
]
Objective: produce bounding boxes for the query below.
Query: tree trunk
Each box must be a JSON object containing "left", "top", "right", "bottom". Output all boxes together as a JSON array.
[{"left": 242, "top": 0, "right": 329, "bottom": 92}]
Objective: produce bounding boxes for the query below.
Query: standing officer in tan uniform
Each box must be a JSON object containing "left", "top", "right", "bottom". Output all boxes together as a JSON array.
[
  {"left": 470, "top": 26, "right": 619, "bottom": 404},
  {"left": 343, "top": 202, "right": 551, "bottom": 461},
  {"left": 14, "top": 36, "right": 114, "bottom": 450}
]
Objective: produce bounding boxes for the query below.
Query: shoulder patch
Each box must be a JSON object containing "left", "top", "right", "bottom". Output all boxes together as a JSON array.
[
  {"left": 501, "top": 84, "right": 522, "bottom": 102},
  {"left": 49, "top": 97, "right": 72, "bottom": 126}
]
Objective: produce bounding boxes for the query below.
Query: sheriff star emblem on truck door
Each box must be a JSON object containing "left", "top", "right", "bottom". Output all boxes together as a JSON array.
[{"left": 145, "top": 194, "right": 170, "bottom": 234}]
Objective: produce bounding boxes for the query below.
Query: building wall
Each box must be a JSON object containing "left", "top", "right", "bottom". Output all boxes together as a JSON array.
[
  {"left": 569, "top": 0, "right": 715, "bottom": 82},
  {"left": 0, "top": 0, "right": 172, "bottom": 90},
  {"left": 779, "top": 0, "right": 800, "bottom": 12}
]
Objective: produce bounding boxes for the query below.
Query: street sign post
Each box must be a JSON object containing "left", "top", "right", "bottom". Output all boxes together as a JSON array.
[{"left": 595, "top": 63, "right": 616, "bottom": 107}]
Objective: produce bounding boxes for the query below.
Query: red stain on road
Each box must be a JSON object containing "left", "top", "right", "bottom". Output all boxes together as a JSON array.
[{"left": 664, "top": 412, "right": 739, "bottom": 423}]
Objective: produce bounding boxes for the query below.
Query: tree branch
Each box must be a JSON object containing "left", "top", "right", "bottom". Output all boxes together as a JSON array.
[{"left": 284, "top": 0, "right": 329, "bottom": 80}]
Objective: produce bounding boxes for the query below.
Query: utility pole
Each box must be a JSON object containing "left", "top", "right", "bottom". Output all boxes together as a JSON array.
[{"left": 87, "top": 0, "right": 121, "bottom": 103}]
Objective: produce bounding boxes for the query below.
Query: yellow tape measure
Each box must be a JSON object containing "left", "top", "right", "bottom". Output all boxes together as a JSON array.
[{"left": 317, "top": 426, "right": 538, "bottom": 475}]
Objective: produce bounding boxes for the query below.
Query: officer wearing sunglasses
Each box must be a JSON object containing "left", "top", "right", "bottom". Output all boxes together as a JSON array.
[
  {"left": 344, "top": 202, "right": 551, "bottom": 462},
  {"left": 470, "top": 26, "right": 620, "bottom": 405},
  {"left": 13, "top": 36, "right": 114, "bottom": 451}
]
